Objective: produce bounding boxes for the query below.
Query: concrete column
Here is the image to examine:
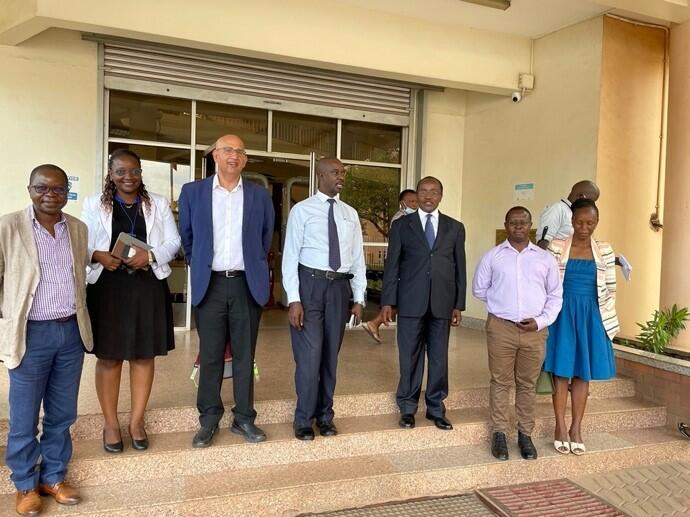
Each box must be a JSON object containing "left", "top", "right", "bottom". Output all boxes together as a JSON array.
[{"left": 660, "top": 21, "right": 690, "bottom": 353}]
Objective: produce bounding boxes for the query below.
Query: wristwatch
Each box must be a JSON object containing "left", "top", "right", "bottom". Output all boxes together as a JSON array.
[{"left": 147, "top": 250, "right": 155, "bottom": 265}]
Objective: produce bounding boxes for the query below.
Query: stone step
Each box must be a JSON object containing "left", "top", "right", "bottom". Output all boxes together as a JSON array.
[
  {"left": 0, "top": 377, "right": 636, "bottom": 443},
  {"left": 0, "top": 396, "right": 663, "bottom": 495},
  {"left": 1, "top": 427, "right": 686, "bottom": 516}
]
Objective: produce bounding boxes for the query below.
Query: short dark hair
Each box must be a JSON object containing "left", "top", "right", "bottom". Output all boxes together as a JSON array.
[
  {"left": 29, "top": 164, "right": 69, "bottom": 187},
  {"left": 571, "top": 198, "right": 599, "bottom": 218},
  {"left": 108, "top": 148, "right": 142, "bottom": 169},
  {"left": 505, "top": 206, "right": 532, "bottom": 222},
  {"left": 399, "top": 189, "right": 416, "bottom": 202},
  {"left": 416, "top": 176, "right": 443, "bottom": 192}
]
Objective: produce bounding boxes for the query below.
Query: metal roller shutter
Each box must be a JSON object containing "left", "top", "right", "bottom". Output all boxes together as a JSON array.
[{"left": 100, "top": 41, "right": 412, "bottom": 116}]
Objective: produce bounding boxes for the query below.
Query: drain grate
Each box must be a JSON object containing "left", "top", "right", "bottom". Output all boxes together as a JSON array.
[
  {"left": 476, "top": 478, "right": 623, "bottom": 516},
  {"left": 305, "top": 493, "right": 495, "bottom": 516}
]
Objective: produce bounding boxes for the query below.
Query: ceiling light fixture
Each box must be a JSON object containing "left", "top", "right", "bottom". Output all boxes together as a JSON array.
[{"left": 459, "top": 0, "right": 511, "bottom": 10}]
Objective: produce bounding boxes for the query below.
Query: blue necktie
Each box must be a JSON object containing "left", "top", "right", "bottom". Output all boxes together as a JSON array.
[
  {"left": 327, "top": 199, "right": 341, "bottom": 271},
  {"left": 425, "top": 213, "right": 435, "bottom": 249}
]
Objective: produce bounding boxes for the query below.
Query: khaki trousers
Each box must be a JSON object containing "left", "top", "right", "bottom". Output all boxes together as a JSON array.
[{"left": 486, "top": 314, "right": 547, "bottom": 435}]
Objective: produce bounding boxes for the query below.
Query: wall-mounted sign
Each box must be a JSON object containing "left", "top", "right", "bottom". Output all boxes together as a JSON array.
[
  {"left": 513, "top": 182, "right": 534, "bottom": 201},
  {"left": 67, "top": 175, "right": 79, "bottom": 201}
]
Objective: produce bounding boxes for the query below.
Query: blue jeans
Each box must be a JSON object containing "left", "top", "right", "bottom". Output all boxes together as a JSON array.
[{"left": 6, "top": 319, "right": 84, "bottom": 490}]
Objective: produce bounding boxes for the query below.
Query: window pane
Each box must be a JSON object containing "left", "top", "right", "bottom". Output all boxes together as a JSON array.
[
  {"left": 109, "top": 91, "right": 191, "bottom": 144},
  {"left": 339, "top": 166, "right": 401, "bottom": 320},
  {"left": 339, "top": 165, "right": 401, "bottom": 243},
  {"left": 272, "top": 112, "right": 336, "bottom": 156},
  {"left": 196, "top": 102, "right": 268, "bottom": 149},
  {"left": 341, "top": 121, "right": 402, "bottom": 164}
]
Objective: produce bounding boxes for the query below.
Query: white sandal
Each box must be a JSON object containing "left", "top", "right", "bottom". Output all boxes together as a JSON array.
[
  {"left": 554, "top": 440, "right": 571, "bottom": 455},
  {"left": 570, "top": 442, "right": 586, "bottom": 456}
]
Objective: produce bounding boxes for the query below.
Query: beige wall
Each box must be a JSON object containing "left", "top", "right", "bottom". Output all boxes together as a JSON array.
[
  {"left": 660, "top": 21, "right": 690, "bottom": 351},
  {"left": 596, "top": 16, "right": 666, "bottom": 337},
  {"left": 461, "top": 18, "right": 604, "bottom": 319},
  {"left": 0, "top": 28, "right": 98, "bottom": 217},
  {"left": 0, "top": 0, "right": 530, "bottom": 94},
  {"left": 420, "top": 89, "right": 467, "bottom": 222}
]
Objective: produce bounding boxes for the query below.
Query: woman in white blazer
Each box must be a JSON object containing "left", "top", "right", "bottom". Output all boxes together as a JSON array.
[{"left": 81, "top": 149, "right": 181, "bottom": 454}]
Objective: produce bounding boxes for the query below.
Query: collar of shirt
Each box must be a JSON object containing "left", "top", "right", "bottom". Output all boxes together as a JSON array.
[
  {"left": 561, "top": 198, "right": 571, "bottom": 208},
  {"left": 315, "top": 191, "right": 340, "bottom": 203},
  {"left": 417, "top": 207, "right": 439, "bottom": 226},
  {"left": 498, "top": 239, "right": 541, "bottom": 254},
  {"left": 213, "top": 174, "right": 243, "bottom": 193},
  {"left": 30, "top": 208, "right": 67, "bottom": 228}
]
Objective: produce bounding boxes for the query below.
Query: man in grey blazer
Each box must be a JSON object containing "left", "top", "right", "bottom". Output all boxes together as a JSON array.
[
  {"left": 382, "top": 176, "right": 466, "bottom": 431},
  {"left": 0, "top": 165, "right": 93, "bottom": 515}
]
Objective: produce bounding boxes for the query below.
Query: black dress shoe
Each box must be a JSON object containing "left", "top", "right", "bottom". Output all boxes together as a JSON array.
[
  {"left": 318, "top": 421, "right": 338, "bottom": 436},
  {"left": 294, "top": 426, "right": 315, "bottom": 441},
  {"left": 399, "top": 414, "right": 415, "bottom": 429},
  {"left": 131, "top": 433, "right": 149, "bottom": 451},
  {"left": 103, "top": 430, "right": 124, "bottom": 454},
  {"left": 491, "top": 432, "right": 509, "bottom": 461},
  {"left": 426, "top": 414, "right": 453, "bottom": 430},
  {"left": 192, "top": 425, "right": 218, "bottom": 448},
  {"left": 231, "top": 421, "right": 267, "bottom": 443},
  {"left": 518, "top": 431, "right": 538, "bottom": 460}
]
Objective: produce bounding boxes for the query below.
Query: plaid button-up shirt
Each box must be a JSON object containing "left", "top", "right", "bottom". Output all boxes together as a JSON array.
[{"left": 27, "top": 213, "right": 77, "bottom": 321}]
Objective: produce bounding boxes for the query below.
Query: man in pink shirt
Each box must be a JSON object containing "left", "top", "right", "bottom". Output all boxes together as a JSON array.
[{"left": 472, "top": 206, "right": 562, "bottom": 461}]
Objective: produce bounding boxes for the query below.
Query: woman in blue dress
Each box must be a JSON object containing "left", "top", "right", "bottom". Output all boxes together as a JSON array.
[{"left": 545, "top": 199, "right": 619, "bottom": 456}]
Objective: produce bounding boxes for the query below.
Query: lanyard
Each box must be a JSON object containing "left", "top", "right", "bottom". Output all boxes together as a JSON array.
[{"left": 116, "top": 197, "right": 140, "bottom": 237}]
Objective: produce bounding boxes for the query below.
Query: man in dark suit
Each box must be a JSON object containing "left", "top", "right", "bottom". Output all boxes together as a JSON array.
[
  {"left": 382, "top": 176, "right": 466, "bottom": 430},
  {"left": 178, "top": 134, "right": 275, "bottom": 448}
]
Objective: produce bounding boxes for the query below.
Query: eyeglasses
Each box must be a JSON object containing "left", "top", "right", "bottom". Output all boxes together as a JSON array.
[
  {"left": 29, "top": 185, "right": 69, "bottom": 195},
  {"left": 111, "top": 168, "right": 143, "bottom": 177},
  {"left": 217, "top": 146, "right": 247, "bottom": 156}
]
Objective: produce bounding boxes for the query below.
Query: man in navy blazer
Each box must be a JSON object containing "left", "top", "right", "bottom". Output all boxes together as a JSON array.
[{"left": 179, "top": 134, "right": 275, "bottom": 448}]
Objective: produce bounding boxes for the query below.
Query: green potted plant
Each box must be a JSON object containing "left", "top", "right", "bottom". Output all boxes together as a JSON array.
[{"left": 636, "top": 304, "right": 690, "bottom": 355}]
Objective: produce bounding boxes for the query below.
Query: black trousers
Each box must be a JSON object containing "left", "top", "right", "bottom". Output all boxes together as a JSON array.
[
  {"left": 196, "top": 274, "right": 262, "bottom": 428},
  {"left": 290, "top": 268, "right": 351, "bottom": 427},
  {"left": 396, "top": 309, "right": 451, "bottom": 417}
]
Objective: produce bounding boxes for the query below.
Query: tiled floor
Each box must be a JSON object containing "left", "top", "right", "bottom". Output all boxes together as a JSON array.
[
  {"left": 0, "top": 311, "right": 490, "bottom": 418},
  {"left": 573, "top": 461, "right": 690, "bottom": 516}
]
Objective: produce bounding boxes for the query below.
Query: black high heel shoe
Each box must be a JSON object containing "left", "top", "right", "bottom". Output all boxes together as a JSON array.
[
  {"left": 130, "top": 428, "right": 149, "bottom": 451},
  {"left": 103, "top": 430, "right": 124, "bottom": 454}
]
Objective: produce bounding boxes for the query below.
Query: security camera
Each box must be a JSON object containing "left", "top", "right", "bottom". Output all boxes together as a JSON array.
[{"left": 511, "top": 91, "right": 522, "bottom": 103}]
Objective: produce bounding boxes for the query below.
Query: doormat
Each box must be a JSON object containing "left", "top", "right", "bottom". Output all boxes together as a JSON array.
[{"left": 476, "top": 478, "right": 624, "bottom": 516}]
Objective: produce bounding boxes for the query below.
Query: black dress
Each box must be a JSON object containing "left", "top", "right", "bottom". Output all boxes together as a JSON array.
[{"left": 86, "top": 200, "right": 175, "bottom": 360}]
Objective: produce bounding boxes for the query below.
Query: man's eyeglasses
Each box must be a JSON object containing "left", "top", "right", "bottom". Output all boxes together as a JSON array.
[
  {"left": 217, "top": 146, "right": 247, "bottom": 156},
  {"left": 111, "top": 168, "right": 143, "bottom": 177},
  {"left": 29, "top": 185, "right": 69, "bottom": 196}
]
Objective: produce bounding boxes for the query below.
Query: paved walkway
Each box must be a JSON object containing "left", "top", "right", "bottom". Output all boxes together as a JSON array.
[{"left": 312, "top": 461, "right": 690, "bottom": 516}]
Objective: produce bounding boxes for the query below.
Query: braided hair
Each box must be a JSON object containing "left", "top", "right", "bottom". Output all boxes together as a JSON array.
[{"left": 101, "top": 149, "right": 152, "bottom": 214}]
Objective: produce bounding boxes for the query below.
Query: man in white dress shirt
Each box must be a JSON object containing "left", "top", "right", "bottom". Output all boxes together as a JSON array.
[
  {"left": 536, "top": 180, "right": 599, "bottom": 249},
  {"left": 282, "top": 158, "right": 366, "bottom": 441}
]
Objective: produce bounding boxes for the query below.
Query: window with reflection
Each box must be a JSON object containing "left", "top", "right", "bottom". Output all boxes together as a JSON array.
[
  {"left": 272, "top": 112, "right": 336, "bottom": 156},
  {"left": 109, "top": 91, "right": 191, "bottom": 144},
  {"left": 196, "top": 102, "right": 268, "bottom": 149},
  {"left": 341, "top": 121, "right": 402, "bottom": 164},
  {"left": 339, "top": 165, "right": 401, "bottom": 244}
]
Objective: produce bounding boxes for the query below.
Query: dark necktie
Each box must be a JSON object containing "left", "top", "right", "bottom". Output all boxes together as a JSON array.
[
  {"left": 425, "top": 213, "right": 435, "bottom": 249},
  {"left": 328, "top": 199, "right": 341, "bottom": 271}
]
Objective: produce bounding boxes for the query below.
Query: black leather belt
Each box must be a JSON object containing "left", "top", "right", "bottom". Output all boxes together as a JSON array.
[
  {"left": 43, "top": 314, "right": 76, "bottom": 323},
  {"left": 299, "top": 265, "right": 353, "bottom": 280},
  {"left": 213, "top": 270, "right": 245, "bottom": 278}
]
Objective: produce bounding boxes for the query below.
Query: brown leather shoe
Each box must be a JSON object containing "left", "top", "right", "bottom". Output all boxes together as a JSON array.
[
  {"left": 15, "top": 488, "right": 42, "bottom": 516},
  {"left": 38, "top": 482, "right": 81, "bottom": 505}
]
